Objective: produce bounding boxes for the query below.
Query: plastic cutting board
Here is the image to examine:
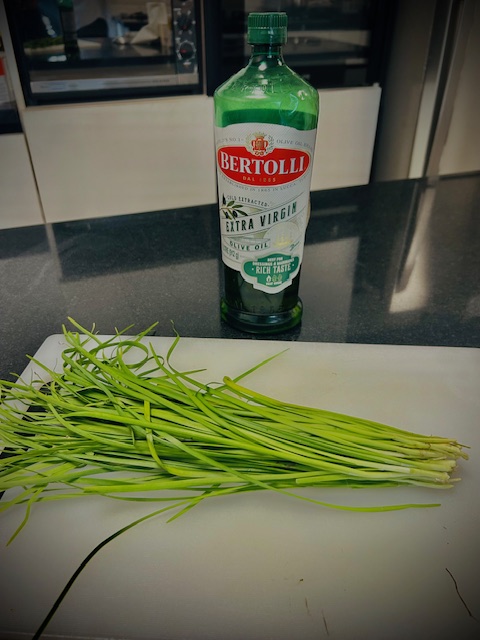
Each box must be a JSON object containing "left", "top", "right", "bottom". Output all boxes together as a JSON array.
[{"left": 0, "top": 335, "right": 479, "bottom": 640}]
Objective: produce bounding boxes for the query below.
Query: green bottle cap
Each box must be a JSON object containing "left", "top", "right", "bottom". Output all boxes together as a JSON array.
[{"left": 247, "top": 12, "right": 288, "bottom": 45}]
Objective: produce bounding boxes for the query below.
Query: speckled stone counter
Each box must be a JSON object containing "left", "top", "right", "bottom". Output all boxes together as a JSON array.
[{"left": 1, "top": 173, "right": 479, "bottom": 380}]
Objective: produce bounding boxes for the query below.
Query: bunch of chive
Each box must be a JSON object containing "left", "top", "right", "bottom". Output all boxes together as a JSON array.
[{"left": 0, "top": 318, "right": 468, "bottom": 533}]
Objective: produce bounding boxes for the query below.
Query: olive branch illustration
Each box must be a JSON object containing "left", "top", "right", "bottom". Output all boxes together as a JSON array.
[{"left": 221, "top": 195, "right": 249, "bottom": 219}]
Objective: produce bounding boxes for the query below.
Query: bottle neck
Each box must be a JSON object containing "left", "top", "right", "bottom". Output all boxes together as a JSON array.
[{"left": 248, "top": 43, "right": 285, "bottom": 67}]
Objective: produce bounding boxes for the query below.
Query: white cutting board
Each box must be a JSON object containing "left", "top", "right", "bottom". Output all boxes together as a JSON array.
[{"left": 1, "top": 336, "right": 479, "bottom": 640}]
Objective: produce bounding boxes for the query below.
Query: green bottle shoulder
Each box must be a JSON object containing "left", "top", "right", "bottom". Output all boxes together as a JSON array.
[{"left": 214, "top": 63, "right": 319, "bottom": 108}]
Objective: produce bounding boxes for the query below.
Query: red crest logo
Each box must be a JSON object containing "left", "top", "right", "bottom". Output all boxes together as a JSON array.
[{"left": 251, "top": 135, "right": 269, "bottom": 156}]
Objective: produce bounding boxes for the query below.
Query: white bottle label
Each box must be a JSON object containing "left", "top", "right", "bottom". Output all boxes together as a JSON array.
[{"left": 215, "top": 123, "right": 317, "bottom": 293}]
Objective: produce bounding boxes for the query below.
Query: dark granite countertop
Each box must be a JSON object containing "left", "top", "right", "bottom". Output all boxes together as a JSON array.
[{"left": 1, "top": 173, "right": 479, "bottom": 380}]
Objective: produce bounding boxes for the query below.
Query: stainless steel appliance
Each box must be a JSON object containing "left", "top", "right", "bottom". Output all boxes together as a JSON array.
[
  {"left": 3, "top": 0, "right": 201, "bottom": 104},
  {"left": 204, "top": 0, "right": 395, "bottom": 95}
]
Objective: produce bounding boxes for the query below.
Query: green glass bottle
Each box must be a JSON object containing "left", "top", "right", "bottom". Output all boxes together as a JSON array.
[
  {"left": 58, "top": 0, "right": 80, "bottom": 59},
  {"left": 214, "top": 12, "right": 319, "bottom": 334}
]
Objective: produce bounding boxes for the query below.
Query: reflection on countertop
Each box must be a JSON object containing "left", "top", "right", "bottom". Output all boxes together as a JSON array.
[{"left": 0, "top": 173, "right": 479, "bottom": 380}]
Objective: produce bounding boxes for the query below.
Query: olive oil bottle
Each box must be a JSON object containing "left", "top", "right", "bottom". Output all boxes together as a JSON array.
[{"left": 214, "top": 12, "right": 319, "bottom": 333}]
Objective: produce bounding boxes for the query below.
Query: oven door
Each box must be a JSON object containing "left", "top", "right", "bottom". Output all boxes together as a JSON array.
[
  {"left": 204, "top": 0, "right": 394, "bottom": 96},
  {"left": 4, "top": 0, "right": 202, "bottom": 105}
]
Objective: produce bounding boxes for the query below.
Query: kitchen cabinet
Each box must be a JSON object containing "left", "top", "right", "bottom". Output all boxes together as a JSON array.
[
  {"left": 0, "top": 133, "right": 43, "bottom": 229},
  {"left": 0, "top": 40, "right": 42, "bottom": 228}
]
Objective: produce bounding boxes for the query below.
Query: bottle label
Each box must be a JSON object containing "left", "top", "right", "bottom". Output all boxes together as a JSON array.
[{"left": 215, "top": 123, "right": 316, "bottom": 293}]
